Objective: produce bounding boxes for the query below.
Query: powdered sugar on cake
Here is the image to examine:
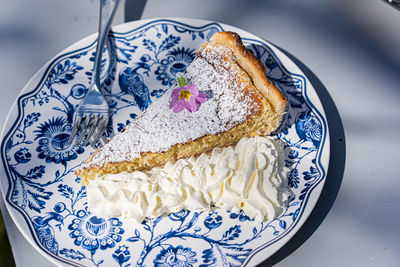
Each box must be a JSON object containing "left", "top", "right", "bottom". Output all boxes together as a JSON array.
[{"left": 81, "top": 44, "right": 260, "bottom": 169}]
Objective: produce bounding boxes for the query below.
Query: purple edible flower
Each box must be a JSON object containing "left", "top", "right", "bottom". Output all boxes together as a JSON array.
[{"left": 169, "top": 83, "right": 207, "bottom": 113}]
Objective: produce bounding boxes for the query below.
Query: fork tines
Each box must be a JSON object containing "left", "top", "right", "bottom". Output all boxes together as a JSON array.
[{"left": 67, "top": 113, "right": 108, "bottom": 148}]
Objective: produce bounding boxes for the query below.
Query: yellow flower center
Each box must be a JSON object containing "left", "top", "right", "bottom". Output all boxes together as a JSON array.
[{"left": 179, "top": 90, "right": 192, "bottom": 101}]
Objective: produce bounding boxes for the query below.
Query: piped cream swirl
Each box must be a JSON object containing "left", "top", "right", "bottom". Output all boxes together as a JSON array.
[{"left": 87, "top": 136, "right": 291, "bottom": 222}]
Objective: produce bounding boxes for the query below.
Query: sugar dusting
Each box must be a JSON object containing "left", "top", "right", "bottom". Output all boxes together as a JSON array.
[{"left": 81, "top": 43, "right": 259, "bottom": 169}]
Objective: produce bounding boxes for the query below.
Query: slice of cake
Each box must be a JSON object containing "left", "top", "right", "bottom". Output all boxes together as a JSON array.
[{"left": 77, "top": 31, "right": 287, "bottom": 185}]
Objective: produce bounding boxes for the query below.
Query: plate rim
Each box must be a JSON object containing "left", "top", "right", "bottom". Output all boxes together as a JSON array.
[{"left": 0, "top": 17, "right": 330, "bottom": 266}]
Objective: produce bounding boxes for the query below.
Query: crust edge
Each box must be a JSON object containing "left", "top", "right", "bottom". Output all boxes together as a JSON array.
[{"left": 209, "top": 31, "right": 287, "bottom": 115}]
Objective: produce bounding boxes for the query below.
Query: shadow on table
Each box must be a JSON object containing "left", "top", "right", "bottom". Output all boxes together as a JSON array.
[
  {"left": 124, "top": 0, "right": 147, "bottom": 22},
  {"left": 261, "top": 47, "right": 346, "bottom": 266},
  {"left": 0, "top": 212, "right": 16, "bottom": 267}
]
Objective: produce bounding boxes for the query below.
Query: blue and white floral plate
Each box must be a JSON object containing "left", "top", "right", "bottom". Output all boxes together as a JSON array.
[{"left": 0, "top": 18, "right": 329, "bottom": 266}]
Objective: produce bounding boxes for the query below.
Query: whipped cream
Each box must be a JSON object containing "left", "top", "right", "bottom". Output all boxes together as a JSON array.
[{"left": 87, "top": 136, "right": 291, "bottom": 222}]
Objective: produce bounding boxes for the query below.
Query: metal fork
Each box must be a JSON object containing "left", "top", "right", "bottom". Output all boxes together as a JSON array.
[
  {"left": 382, "top": 0, "right": 400, "bottom": 10},
  {"left": 67, "top": 0, "right": 120, "bottom": 147}
]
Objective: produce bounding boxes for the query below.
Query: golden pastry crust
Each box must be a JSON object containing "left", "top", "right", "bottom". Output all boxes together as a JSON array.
[{"left": 209, "top": 31, "right": 287, "bottom": 115}]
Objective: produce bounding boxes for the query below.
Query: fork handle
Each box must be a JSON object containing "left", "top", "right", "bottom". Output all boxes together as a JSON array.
[
  {"left": 383, "top": 0, "right": 400, "bottom": 10},
  {"left": 92, "top": 0, "right": 120, "bottom": 88}
]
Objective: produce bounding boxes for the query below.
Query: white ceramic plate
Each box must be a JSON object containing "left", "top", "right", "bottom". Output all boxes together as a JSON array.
[{"left": 0, "top": 18, "right": 329, "bottom": 266}]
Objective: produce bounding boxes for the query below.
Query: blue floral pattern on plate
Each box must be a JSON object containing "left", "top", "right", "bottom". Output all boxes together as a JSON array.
[{"left": 0, "top": 19, "right": 329, "bottom": 266}]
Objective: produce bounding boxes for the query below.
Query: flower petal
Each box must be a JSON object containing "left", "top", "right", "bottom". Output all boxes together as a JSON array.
[
  {"left": 195, "top": 92, "right": 208, "bottom": 103},
  {"left": 188, "top": 97, "right": 199, "bottom": 112},
  {"left": 173, "top": 102, "right": 185, "bottom": 113},
  {"left": 170, "top": 90, "right": 181, "bottom": 109},
  {"left": 186, "top": 84, "right": 199, "bottom": 96},
  {"left": 171, "top": 88, "right": 181, "bottom": 98},
  {"left": 182, "top": 99, "right": 192, "bottom": 112}
]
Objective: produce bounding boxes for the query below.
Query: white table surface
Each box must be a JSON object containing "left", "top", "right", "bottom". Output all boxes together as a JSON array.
[{"left": 1, "top": 0, "right": 400, "bottom": 266}]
